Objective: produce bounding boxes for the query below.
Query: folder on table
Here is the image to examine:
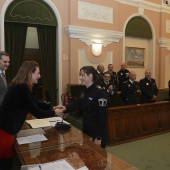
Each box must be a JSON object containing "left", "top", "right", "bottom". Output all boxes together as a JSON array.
[{"left": 26, "top": 119, "right": 51, "bottom": 129}]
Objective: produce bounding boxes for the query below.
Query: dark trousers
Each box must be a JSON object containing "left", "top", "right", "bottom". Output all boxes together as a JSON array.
[{"left": 0, "top": 157, "right": 13, "bottom": 170}]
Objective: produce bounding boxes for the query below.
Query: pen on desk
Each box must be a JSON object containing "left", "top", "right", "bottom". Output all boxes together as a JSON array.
[{"left": 39, "top": 165, "right": 42, "bottom": 170}]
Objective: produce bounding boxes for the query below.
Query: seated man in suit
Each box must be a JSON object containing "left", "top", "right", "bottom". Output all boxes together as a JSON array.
[
  {"left": 105, "top": 64, "right": 117, "bottom": 86},
  {"left": 100, "top": 72, "right": 117, "bottom": 107}
]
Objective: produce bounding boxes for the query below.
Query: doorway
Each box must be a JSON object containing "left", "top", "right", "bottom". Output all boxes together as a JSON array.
[{"left": 1, "top": 0, "right": 62, "bottom": 104}]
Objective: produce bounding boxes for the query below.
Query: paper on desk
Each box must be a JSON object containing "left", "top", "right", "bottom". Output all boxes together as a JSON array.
[
  {"left": 17, "top": 128, "right": 45, "bottom": 138},
  {"left": 43, "top": 117, "right": 71, "bottom": 127},
  {"left": 16, "top": 134, "right": 47, "bottom": 145},
  {"left": 26, "top": 119, "right": 51, "bottom": 128},
  {"left": 23, "top": 159, "right": 75, "bottom": 170}
]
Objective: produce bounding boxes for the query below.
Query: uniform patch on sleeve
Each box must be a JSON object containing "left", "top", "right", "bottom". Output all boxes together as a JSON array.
[
  {"left": 98, "top": 98, "right": 107, "bottom": 107},
  {"left": 96, "top": 85, "right": 103, "bottom": 90}
]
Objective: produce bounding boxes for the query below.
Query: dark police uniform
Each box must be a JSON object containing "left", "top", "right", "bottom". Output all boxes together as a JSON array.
[
  {"left": 117, "top": 69, "right": 129, "bottom": 91},
  {"left": 65, "top": 84, "right": 108, "bottom": 148},
  {"left": 121, "top": 80, "right": 138, "bottom": 105},
  {"left": 105, "top": 71, "right": 117, "bottom": 85},
  {"left": 139, "top": 77, "right": 158, "bottom": 103},
  {"left": 96, "top": 70, "right": 104, "bottom": 85},
  {"left": 100, "top": 81, "right": 117, "bottom": 107}
]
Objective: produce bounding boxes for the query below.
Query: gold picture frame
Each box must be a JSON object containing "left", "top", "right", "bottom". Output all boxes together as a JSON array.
[{"left": 125, "top": 47, "right": 145, "bottom": 67}]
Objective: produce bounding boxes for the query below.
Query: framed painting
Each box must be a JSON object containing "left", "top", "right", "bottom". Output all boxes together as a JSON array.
[{"left": 125, "top": 47, "right": 145, "bottom": 67}]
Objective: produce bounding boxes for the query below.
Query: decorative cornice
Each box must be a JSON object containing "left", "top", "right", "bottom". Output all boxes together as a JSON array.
[
  {"left": 65, "top": 25, "right": 123, "bottom": 47},
  {"left": 115, "top": 0, "right": 170, "bottom": 14},
  {"left": 158, "top": 38, "right": 170, "bottom": 51}
]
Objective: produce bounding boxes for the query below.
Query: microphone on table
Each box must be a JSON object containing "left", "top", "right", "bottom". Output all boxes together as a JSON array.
[{"left": 55, "top": 113, "right": 71, "bottom": 130}]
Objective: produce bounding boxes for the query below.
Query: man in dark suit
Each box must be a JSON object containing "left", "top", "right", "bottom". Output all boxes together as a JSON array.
[
  {"left": 96, "top": 64, "right": 105, "bottom": 85},
  {"left": 105, "top": 64, "right": 117, "bottom": 86},
  {"left": 139, "top": 69, "right": 158, "bottom": 103},
  {"left": 121, "top": 71, "right": 138, "bottom": 105},
  {"left": 0, "top": 51, "right": 10, "bottom": 106},
  {"left": 100, "top": 72, "right": 117, "bottom": 107},
  {"left": 117, "top": 62, "right": 129, "bottom": 91}
]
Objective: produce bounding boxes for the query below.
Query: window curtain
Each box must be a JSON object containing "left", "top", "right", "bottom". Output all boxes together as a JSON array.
[
  {"left": 37, "top": 25, "right": 57, "bottom": 105},
  {"left": 5, "top": 22, "right": 27, "bottom": 82}
]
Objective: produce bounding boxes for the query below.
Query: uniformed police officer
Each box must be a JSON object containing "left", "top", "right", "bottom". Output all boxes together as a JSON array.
[
  {"left": 121, "top": 71, "right": 138, "bottom": 105},
  {"left": 139, "top": 69, "right": 158, "bottom": 103},
  {"left": 117, "top": 62, "right": 129, "bottom": 91},
  {"left": 96, "top": 64, "right": 105, "bottom": 85},
  {"left": 100, "top": 72, "right": 117, "bottom": 107},
  {"left": 105, "top": 64, "right": 117, "bottom": 86},
  {"left": 64, "top": 66, "right": 108, "bottom": 148}
]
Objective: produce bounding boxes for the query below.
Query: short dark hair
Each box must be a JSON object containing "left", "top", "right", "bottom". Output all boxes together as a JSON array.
[
  {"left": 103, "top": 72, "right": 111, "bottom": 76},
  {"left": 0, "top": 51, "right": 9, "bottom": 59}
]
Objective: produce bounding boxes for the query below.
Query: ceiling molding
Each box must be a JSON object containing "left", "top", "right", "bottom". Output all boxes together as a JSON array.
[
  {"left": 65, "top": 25, "right": 123, "bottom": 47},
  {"left": 115, "top": 0, "right": 170, "bottom": 14},
  {"left": 158, "top": 38, "right": 170, "bottom": 51}
]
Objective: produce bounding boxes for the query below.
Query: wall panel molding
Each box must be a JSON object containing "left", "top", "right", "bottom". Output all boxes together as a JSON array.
[{"left": 78, "top": 1, "right": 113, "bottom": 24}]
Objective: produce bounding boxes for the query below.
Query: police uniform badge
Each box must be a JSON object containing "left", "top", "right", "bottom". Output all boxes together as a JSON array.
[
  {"left": 146, "top": 83, "right": 149, "bottom": 85},
  {"left": 98, "top": 98, "right": 107, "bottom": 107},
  {"left": 96, "top": 85, "right": 103, "bottom": 90},
  {"left": 121, "top": 73, "right": 123, "bottom": 75}
]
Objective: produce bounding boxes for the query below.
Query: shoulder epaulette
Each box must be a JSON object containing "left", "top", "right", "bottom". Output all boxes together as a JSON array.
[
  {"left": 123, "top": 81, "right": 128, "bottom": 83},
  {"left": 96, "top": 85, "right": 103, "bottom": 90}
]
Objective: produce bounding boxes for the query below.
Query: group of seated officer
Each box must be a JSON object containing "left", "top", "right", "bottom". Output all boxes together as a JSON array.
[{"left": 99, "top": 70, "right": 159, "bottom": 107}]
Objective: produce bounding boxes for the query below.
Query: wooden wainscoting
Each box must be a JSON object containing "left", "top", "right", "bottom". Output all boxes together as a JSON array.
[{"left": 107, "top": 101, "right": 170, "bottom": 146}]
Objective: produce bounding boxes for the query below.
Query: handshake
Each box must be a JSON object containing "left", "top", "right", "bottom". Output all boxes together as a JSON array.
[{"left": 53, "top": 105, "right": 66, "bottom": 117}]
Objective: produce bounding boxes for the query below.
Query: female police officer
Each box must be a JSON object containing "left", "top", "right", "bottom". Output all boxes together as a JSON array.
[{"left": 65, "top": 66, "right": 108, "bottom": 148}]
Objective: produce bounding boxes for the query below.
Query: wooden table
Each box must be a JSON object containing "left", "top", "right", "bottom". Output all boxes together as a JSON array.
[
  {"left": 15, "top": 125, "right": 138, "bottom": 170},
  {"left": 15, "top": 125, "right": 90, "bottom": 152}
]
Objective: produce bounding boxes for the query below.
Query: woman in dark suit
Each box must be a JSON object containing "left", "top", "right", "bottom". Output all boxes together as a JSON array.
[{"left": 0, "top": 61, "right": 64, "bottom": 170}]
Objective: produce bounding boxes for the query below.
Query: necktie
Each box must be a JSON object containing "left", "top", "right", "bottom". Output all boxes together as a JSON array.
[{"left": 1, "top": 72, "right": 7, "bottom": 87}]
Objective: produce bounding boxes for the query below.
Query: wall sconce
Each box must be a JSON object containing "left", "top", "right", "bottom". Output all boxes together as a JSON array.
[{"left": 92, "top": 42, "right": 102, "bottom": 56}]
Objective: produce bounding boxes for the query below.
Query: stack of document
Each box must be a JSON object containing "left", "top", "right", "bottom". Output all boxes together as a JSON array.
[
  {"left": 21, "top": 159, "right": 89, "bottom": 170},
  {"left": 26, "top": 119, "right": 52, "bottom": 128}
]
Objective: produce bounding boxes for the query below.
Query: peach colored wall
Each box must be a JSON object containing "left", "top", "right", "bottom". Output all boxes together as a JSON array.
[{"left": 66, "top": 0, "right": 170, "bottom": 90}]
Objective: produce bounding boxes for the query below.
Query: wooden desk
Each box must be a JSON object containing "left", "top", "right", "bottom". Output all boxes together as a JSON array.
[
  {"left": 18, "top": 140, "right": 137, "bottom": 170},
  {"left": 15, "top": 125, "right": 91, "bottom": 152},
  {"left": 15, "top": 125, "right": 138, "bottom": 170}
]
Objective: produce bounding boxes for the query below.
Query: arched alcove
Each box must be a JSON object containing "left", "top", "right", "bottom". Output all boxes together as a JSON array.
[
  {"left": 124, "top": 15, "right": 154, "bottom": 81},
  {"left": 125, "top": 16, "right": 152, "bottom": 39}
]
